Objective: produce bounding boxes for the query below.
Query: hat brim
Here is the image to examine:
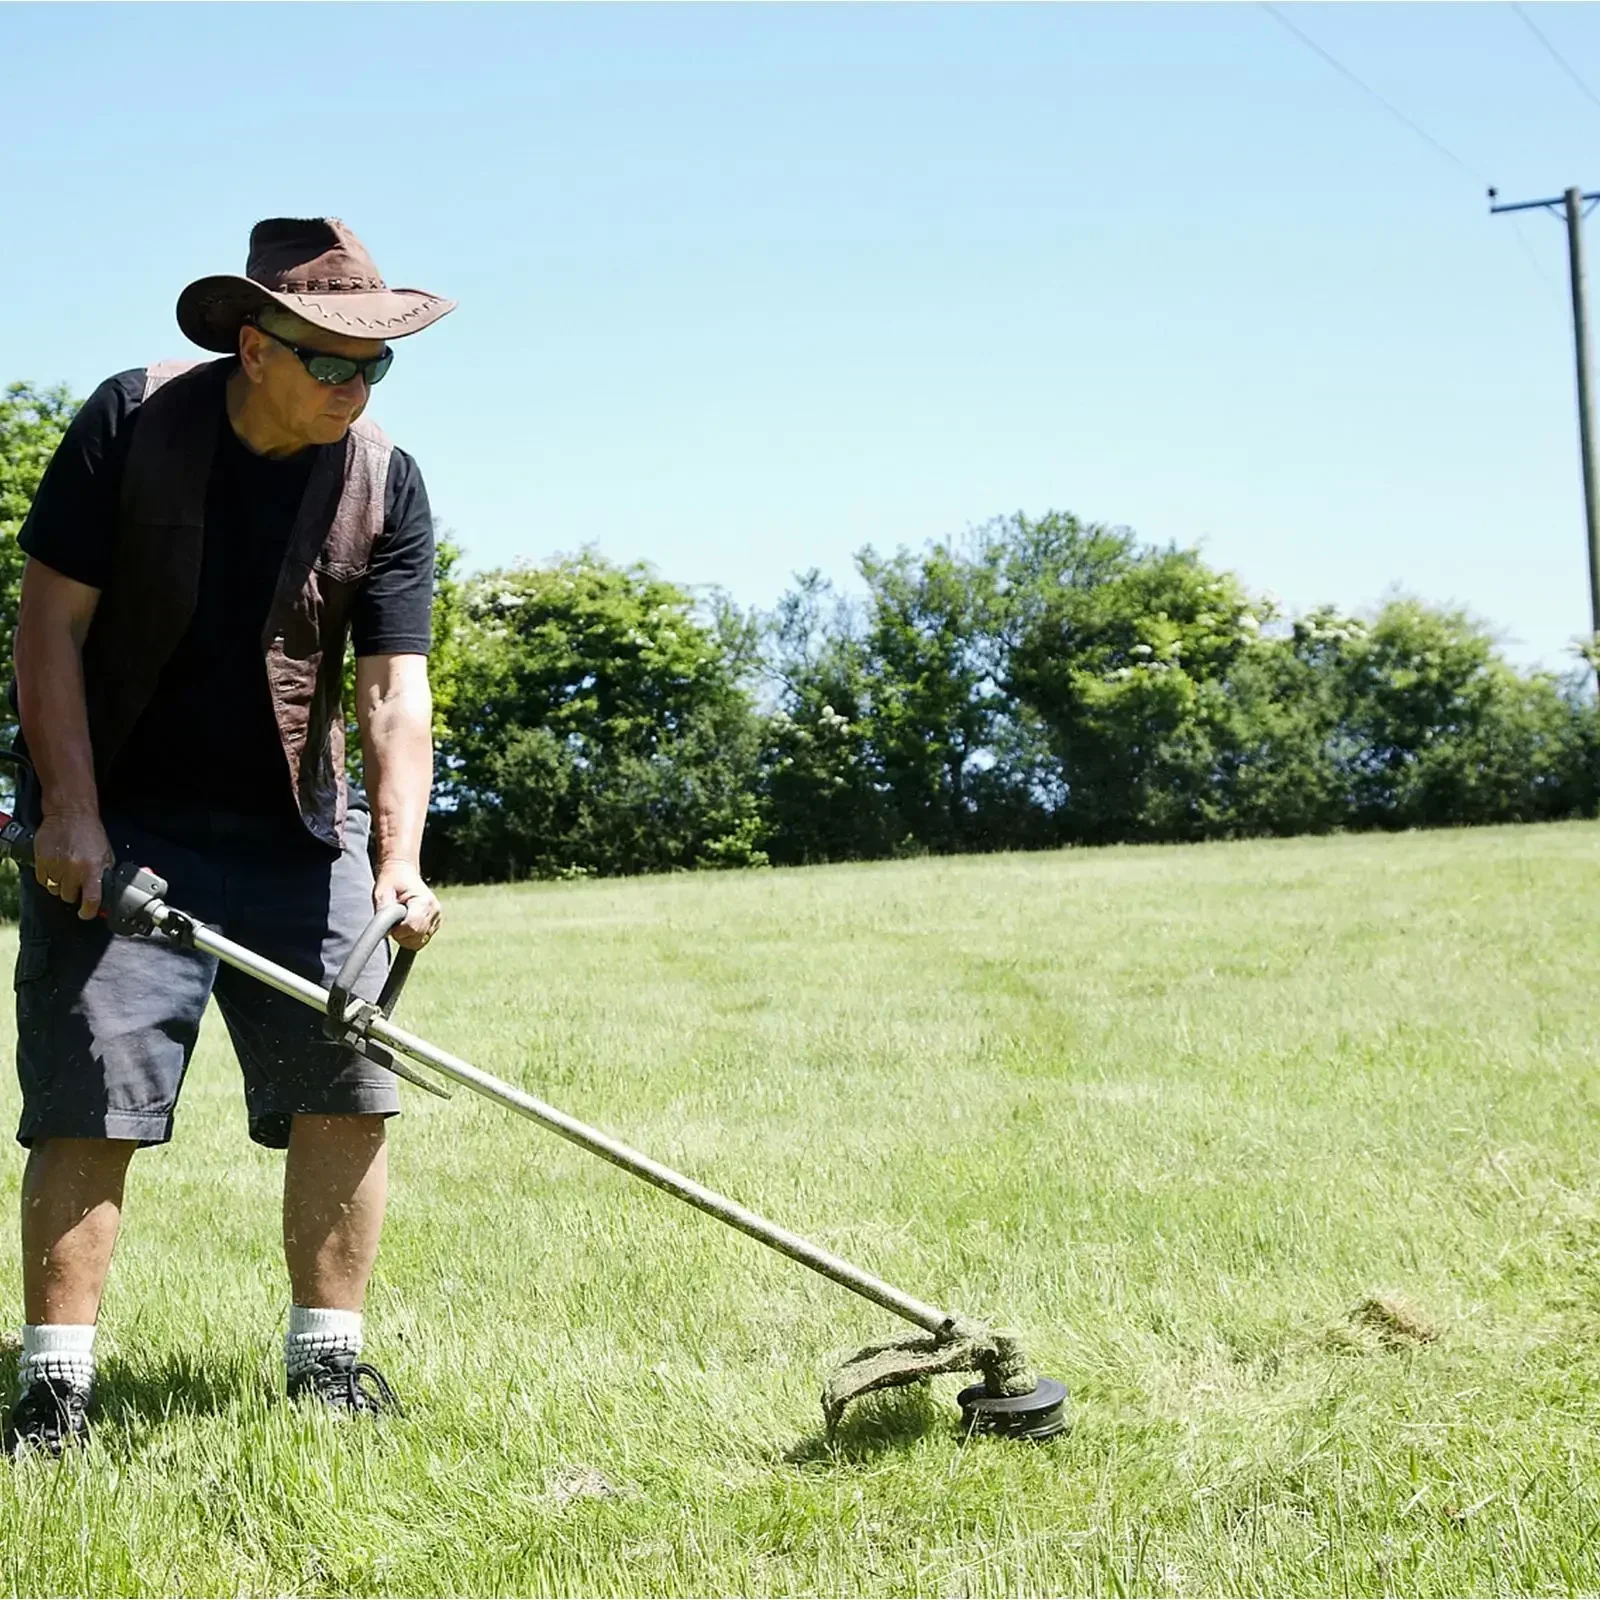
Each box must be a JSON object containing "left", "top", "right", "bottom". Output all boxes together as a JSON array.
[{"left": 176, "top": 274, "right": 456, "bottom": 353}]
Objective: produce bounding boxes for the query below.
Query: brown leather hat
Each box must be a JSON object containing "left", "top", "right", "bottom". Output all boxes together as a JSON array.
[{"left": 177, "top": 217, "right": 456, "bottom": 352}]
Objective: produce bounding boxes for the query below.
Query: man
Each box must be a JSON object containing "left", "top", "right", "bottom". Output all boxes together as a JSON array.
[{"left": 4, "top": 218, "right": 454, "bottom": 1456}]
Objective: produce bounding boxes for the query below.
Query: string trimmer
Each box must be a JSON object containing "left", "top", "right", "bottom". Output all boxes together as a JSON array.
[{"left": 0, "top": 792, "right": 1068, "bottom": 1443}]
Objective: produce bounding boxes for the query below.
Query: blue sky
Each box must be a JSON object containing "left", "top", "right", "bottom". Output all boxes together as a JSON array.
[{"left": 5, "top": 2, "right": 1600, "bottom": 670}]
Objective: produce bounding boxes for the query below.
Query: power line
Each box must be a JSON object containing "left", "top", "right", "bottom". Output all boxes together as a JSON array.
[
  {"left": 1259, "top": 2, "right": 1484, "bottom": 184},
  {"left": 1259, "top": 3, "right": 1561, "bottom": 307},
  {"left": 1504, "top": 3, "right": 1600, "bottom": 305},
  {"left": 1511, "top": 3, "right": 1600, "bottom": 118}
]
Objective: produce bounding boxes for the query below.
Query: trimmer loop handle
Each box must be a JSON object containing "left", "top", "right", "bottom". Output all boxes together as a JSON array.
[{"left": 324, "top": 901, "right": 417, "bottom": 1038}]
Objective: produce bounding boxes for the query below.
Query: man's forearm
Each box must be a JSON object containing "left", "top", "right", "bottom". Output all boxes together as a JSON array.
[
  {"left": 359, "top": 675, "right": 433, "bottom": 866},
  {"left": 15, "top": 603, "right": 99, "bottom": 818}
]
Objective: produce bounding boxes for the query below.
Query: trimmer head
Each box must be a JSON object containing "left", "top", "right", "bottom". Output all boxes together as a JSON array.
[
  {"left": 957, "top": 1375, "right": 1071, "bottom": 1442},
  {"left": 825, "top": 1325, "right": 1070, "bottom": 1443}
]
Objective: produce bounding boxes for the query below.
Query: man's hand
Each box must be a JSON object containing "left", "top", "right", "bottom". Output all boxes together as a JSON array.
[
  {"left": 373, "top": 860, "right": 442, "bottom": 951},
  {"left": 35, "top": 811, "right": 115, "bottom": 921}
]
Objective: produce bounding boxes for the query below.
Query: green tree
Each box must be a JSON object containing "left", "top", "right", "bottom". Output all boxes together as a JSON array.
[
  {"left": 857, "top": 534, "right": 1065, "bottom": 854},
  {"left": 1007, "top": 541, "right": 1271, "bottom": 842},
  {"left": 1330, "top": 597, "right": 1596, "bottom": 828},
  {"left": 856, "top": 544, "right": 1004, "bottom": 852},
  {"left": 0, "top": 383, "right": 78, "bottom": 717},
  {"left": 1210, "top": 617, "right": 1350, "bottom": 837},
  {"left": 429, "top": 550, "right": 767, "bottom": 881},
  {"left": 759, "top": 521, "right": 1077, "bottom": 866},
  {"left": 0, "top": 382, "right": 77, "bottom": 914},
  {"left": 759, "top": 570, "right": 893, "bottom": 865},
  {"left": 761, "top": 513, "right": 1600, "bottom": 860}
]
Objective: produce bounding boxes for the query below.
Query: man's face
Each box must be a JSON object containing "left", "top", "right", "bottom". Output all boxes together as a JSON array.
[{"left": 237, "top": 319, "right": 389, "bottom": 449}]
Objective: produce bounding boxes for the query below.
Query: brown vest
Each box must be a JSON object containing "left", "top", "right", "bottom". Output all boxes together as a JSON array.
[{"left": 81, "top": 358, "right": 393, "bottom": 849}]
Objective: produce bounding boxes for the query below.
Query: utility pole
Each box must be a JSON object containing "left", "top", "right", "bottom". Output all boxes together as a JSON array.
[{"left": 1491, "top": 185, "right": 1600, "bottom": 680}]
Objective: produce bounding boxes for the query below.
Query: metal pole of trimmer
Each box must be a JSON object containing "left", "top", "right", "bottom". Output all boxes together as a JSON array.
[
  {"left": 0, "top": 804, "right": 1067, "bottom": 1440},
  {"left": 187, "top": 906, "right": 956, "bottom": 1334}
]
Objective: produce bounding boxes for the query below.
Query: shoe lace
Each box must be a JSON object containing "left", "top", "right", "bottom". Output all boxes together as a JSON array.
[
  {"left": 11, "top": 1378, "right": 89, "bottom": 1448},
  {"left": 313, "top": 1358, "right": 402, "bottom": 1415}
]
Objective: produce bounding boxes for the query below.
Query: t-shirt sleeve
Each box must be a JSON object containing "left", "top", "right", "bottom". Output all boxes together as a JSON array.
[
  {"left": 17, "top": 370, "right": 146, "bottom": 589},
  {"left": 351, "top": 448, "right": 435, "bottom": 656}
]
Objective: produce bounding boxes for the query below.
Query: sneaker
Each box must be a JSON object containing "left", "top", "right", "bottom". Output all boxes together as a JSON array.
[
  {"left": 4, "top": 1376, "right": 92, "bottom": 1459},
  {"left": 288, "top": 1351, "right": 402, "bottom": 1417}
]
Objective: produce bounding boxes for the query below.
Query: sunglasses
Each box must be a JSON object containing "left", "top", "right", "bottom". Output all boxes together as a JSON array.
[{"left": 251, "top": 321, "right": 395, "bottom": 387}]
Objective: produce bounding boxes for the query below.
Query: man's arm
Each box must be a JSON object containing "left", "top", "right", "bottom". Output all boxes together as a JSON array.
[
  {"left": 354, "top": 651, "right": 440, "bottom": 950},
  {"left": 14, "top": 557, "right": 115, "bottom": 918}
]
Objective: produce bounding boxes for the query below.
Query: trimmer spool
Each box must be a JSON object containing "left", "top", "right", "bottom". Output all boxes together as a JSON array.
[{"left": 957, "top": 1375, "right": 1071, "bottom": 1442}]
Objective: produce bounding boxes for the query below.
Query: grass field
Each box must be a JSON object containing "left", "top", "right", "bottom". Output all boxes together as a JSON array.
[{"left": 3, "top": 822, "right": 1600, "bottom": 1595}]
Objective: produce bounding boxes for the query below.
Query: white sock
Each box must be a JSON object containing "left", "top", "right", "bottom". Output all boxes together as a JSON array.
[
  {"left": 285, "top": 1306, "right": 363, "bottom": 1379},
  {"left": 19, "top": 1324, "right": 96, "bottom": 1396}
]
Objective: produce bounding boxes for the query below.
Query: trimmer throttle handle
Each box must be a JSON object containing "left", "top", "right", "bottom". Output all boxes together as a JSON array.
[
  {"left": 0, "top": 811, "right": 169, "bottom": 936},
  {"left": 103, "top": 861, "right": 172, "bottom": 937}
]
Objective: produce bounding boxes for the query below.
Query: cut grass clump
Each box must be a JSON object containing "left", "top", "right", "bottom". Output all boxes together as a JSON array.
[
  {"left": 1323, "top": 1291, "right": 1442, "bottom": 1356},
  {"left": 1349, "top": 1291, "right": 1442, "bottom": 1347}
]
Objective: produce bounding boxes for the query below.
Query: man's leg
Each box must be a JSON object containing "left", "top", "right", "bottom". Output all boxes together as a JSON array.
[
  {"left": 10, "top": 1137, "right": 138, "bottom": 1449},
  {"left": 282, "top": 1113, "right": 387, "bottom": 1311},
  {"left": 20, "top": 1137, "right": 139, "bottom": 1325},
  {"left": 215, "top": 809, "right": 402, "bottom": 1410},
  {"left": 8, "top": 818, "right": 220, "bottom": 1454}
]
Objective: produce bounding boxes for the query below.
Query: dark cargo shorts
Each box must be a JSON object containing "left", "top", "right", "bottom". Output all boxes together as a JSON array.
[{"left": 13, "top": 806, "right": 402, "bottom": 1150}]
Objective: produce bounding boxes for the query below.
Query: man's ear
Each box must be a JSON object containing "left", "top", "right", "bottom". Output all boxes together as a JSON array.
[{"left": 237, "top": 322, "right": 270, "bottom": 382}]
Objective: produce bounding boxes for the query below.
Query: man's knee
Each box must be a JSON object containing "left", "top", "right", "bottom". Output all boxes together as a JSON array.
[
  {"left": 25, "top": 1136, "right": 140, "bottom": 1178},
  {"left": 21, "top": 1138, "right": 139, "bottom": 1226},
  {"left": 23, "top": 1138, "right": 140, "bottom": 1207},
  {"left": 288, "top": 1113, "right": 388, "bottom": 1150}
]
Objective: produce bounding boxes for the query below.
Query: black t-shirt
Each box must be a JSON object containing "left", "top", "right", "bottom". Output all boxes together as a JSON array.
[{"left": 18, "top": 367, "right": 434, "bottom": 827}]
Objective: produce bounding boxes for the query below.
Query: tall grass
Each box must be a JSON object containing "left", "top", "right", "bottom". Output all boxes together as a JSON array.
[{"left": 3, "top": 823, "right": 1600, "bottom": 1594}]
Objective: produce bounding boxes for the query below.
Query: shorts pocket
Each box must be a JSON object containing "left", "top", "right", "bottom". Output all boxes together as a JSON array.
[{"left": 14, "top": 934, "right": 49, "bottom": 988}]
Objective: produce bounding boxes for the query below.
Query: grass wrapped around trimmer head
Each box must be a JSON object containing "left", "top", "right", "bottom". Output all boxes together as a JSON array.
[{"left": 824, "top": 1322, "right": 1036, "bottom": 1436}]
